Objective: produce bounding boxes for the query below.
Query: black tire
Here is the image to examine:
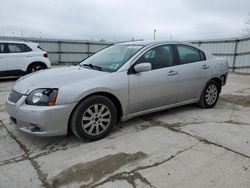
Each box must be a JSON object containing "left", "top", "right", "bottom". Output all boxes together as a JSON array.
[
  {"left": 70, "top": 95, "right": 117, "bottom": 141},
  {"left": 27, "top": 63, "right": 46, "bottom": 73},
  {"left": 198, "top": 80, "right": 220, "bottom": 108}
]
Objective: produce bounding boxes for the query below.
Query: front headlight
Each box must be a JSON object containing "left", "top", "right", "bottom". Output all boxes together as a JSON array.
[{"left": 25, "top": 89, "right": 58, "bottom": 106}]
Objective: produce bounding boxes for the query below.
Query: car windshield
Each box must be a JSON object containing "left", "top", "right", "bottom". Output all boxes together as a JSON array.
[{"left": 80, "top": 45, "right": 143, "bottom": 72}]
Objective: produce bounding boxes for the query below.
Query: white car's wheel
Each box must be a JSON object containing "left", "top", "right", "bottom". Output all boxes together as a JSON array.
[
  {"left": 28, "top": 63, "right": 46, "bottom": 73},
  {"left": 70, "top": 95, "right": 117, "bottom": 140}
]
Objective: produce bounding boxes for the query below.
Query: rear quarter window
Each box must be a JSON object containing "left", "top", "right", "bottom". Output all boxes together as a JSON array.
[
  {"left": 177, "top": 45, "right": 205, "bottom": 64},
  {"left": 200, "top": 51, "right": 206, "bottom": 61}
]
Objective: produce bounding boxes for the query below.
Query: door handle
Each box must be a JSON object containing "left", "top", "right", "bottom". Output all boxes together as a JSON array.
[
  {"left": 202, "top": 64, "right": 209, "bottom": 69},
  {"left": 168, "top": 70, "right": 178, "bottom": 76}
]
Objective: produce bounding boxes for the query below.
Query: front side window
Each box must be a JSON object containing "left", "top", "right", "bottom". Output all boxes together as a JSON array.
[
  {"left": 7, "top": 43, "right": 32, "bottom": 53},
  {"left": 177, "top": 45, "right": 203, "bottom": 64},
  {"left": 136, "top": 45, "right": 174, "bottom": 70},
  {"left": 80, "top": 45, "right": 143, "bottom": 72},
  {"left": 0, "top": 43, "right": 4, "bottom": 53}
]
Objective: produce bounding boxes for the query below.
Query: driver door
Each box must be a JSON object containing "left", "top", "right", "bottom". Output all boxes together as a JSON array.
[{"left": 129, "top": 45, "right": 179, "bottom": 113}]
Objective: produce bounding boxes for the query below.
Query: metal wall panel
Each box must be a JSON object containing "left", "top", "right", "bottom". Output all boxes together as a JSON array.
[
  {"left": 237, "top": 39, "right": 250, "bottom": 53},
  {"left": 191, "top": 37, "right": 250, "bottom": 73},
  {"left": 234, "top": 55, "right": 250, "bottom": 73},
  {"left": 199, "top": 42, "right": 235, "bottom": 54},
  {"left": 61, "top": 53, "right": 88, "bottom": 63},
  {"left": 0, "top": 36, "right": 249, "bottom": 72},
  {"left": 26, "top": 38, "right": 112, "bottom": 64},
  {"left": 61, "top": 43, "right": 88, "bottom": 53},
  {"left": 89, "top": 44, "right": 109, "bottom": 53},
  {"left": 39, "top": 42, "right": 60, "bottom": 52},
  {"left": 47, "top": 53, "right": 59, "bottom": 64}
]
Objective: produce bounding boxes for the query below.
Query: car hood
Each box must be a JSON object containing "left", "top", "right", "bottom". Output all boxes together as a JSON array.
[{"left": 13, "top": 66, "right": 108, "bottom": 94}]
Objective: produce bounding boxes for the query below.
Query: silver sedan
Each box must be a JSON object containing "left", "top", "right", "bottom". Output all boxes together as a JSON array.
[{"left": 6, "top": 41, "right": 228, "bottom": 140}]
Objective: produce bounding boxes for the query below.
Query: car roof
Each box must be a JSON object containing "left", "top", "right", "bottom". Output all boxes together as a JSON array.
[
  {"left": 115, "top": 40, "right": 186, "bottom": 46},
  {"left": 115, "top": 40, "right": 207, "bottom": 53},
  {"left": 0, "top": 40, "right": 37, "bottom": 45},
  {"left": 0, "top": 40, "right": 39, "bottom": 50}
]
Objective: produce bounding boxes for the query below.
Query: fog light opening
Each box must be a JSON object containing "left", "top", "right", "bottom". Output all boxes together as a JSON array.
[
  {"left": 10, "top": 117, "right": 17, "bottom": 125},
  {"left": 27, "top": 124, "right": 44, "bottom": 133}
]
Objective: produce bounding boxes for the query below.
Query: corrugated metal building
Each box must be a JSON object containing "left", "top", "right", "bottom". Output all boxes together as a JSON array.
[
  {"left": 0, "top": 36, "right": 112, "bottom": 64},
  {"left": 37, "top": 39, "right": 112, "bottom": 64},
  {"left": 191, "top": 37, "right": 250, "bottom": 73},
  {"left": 1, "top": 36, "right": 250, "bottom": 73}
]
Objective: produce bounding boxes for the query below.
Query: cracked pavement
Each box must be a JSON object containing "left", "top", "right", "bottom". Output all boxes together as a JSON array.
[{"left": 0, "top": 73, "right": 250, "bottom": 188}]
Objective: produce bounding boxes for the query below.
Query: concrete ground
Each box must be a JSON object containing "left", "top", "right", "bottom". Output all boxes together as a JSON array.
[{"left": 0, "top": 73, "right": 250, "bottom": 188}]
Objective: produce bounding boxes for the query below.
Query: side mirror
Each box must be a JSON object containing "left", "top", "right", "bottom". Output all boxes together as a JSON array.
[{"left": 134, "top": 63, "right": 152, "bottom": 73}]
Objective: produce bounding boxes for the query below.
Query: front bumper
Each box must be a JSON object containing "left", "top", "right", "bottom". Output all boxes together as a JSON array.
[{"left": 5, "top": 95, "right": 77, "bottom": 136}]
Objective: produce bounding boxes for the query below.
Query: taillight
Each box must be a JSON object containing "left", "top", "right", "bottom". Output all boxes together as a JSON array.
[
  {"left": 43, "top": 53, "right": 48, "bottom": 58},
  {"left": 225, "top": 60, "right": 229, "bottom": 69}
]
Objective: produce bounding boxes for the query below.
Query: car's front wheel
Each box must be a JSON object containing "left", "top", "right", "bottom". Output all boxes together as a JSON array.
[
  {"left": 198, "top": 80, "right": 220, "bottom": 108},
  {"left": 70, "top": 95, "right": 117, "bottom": 141}
]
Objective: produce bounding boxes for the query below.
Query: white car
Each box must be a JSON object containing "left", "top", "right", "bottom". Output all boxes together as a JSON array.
[{"left": 0, "top": 41, "right": 51, "bottom": 76}]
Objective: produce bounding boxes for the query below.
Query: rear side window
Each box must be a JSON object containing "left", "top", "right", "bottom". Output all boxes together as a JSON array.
[
  {"left": 0, "top": 43, "right": 4, "bottom": 53},
  {"left": 7, "top": 43, "right": 32, "bottom": 53},
  {"left": 177, "top": 45, "right": 205, "bottom": 64}
]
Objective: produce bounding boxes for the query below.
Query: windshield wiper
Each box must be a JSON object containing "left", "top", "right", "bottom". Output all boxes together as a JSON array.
[{"left": 81, "top": 63, "right": 102, "bottom": 71}]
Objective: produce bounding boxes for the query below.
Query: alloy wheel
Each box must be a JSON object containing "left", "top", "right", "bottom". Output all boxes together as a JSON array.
[
  {"left": 205, "top": 84, "right": 218, "bottom": 105},
  {"left": 81, "top": 104, "right": 111, "bottom": 136}
]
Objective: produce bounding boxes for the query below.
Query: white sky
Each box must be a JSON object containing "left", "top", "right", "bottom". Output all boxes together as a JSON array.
[{"left": 0, "top": 0, "right": 249, "bottom": 41}]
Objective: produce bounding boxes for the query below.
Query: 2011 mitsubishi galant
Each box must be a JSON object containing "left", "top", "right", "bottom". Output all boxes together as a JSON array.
[{"left": 6, "top": 41, "right": 228, "bottom": 140}]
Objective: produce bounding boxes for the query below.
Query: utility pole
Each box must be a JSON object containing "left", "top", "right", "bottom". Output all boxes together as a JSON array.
[
  {"left": 154, "top": 29, "right": 157, "bottom": 40},
  {"left": 21, "top": 30, "right": 24, "bottom": 40},
  {"left": 12, "top": 31, "right": 14, "bottom": 37}
]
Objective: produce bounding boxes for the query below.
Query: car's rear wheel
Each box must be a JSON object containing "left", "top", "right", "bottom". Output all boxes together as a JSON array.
[
  {"left": 27, "top": 63, "right": 46, "bottom": 73},
  {"left": 198, "top": 80, "right": 220, "bottom": 108},
  {"left": 70, "top": 95, "right": 117, "bottom": 141}
]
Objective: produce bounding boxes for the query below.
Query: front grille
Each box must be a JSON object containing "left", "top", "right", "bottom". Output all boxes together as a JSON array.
[{"left": 8, "top": 90, "right": 23, "bottom": 103}]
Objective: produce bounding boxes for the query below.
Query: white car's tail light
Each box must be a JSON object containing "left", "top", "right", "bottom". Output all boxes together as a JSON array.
[{"left": 43, "top": 52, "right": 48, "bottom": 58}]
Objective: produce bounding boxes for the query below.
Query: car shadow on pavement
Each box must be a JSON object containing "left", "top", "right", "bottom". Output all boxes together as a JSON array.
[
  {"left": 0, "top": 77, "right": 20, "bottom": 82},
  {"left": 4, "top": 99, "right": 226, "bottom": 159}
]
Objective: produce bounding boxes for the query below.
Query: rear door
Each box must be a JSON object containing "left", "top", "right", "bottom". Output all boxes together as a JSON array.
[
  {"left": 129, "top": 44, "right": 179, "bottom": 113},
  {"left": 4, "top": 43, "right": 32, "bottom": 71},
  {"left": 175, "top": 44, "right": 210, "bottom": 102},
  {"left": 0, "top": 43, "right": 7, "bottom": 71}
]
